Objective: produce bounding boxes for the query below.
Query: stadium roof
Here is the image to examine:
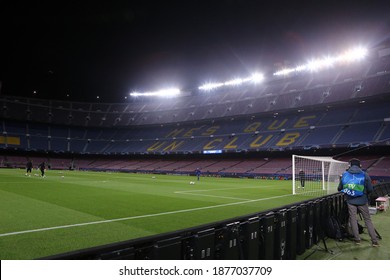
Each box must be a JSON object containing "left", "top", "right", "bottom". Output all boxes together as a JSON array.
[{"left": 1, "top": 0, "right": 389, "bottom": 102}]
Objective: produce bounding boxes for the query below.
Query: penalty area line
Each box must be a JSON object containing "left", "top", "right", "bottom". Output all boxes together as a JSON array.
[{"left": 0, "top": 193, "right": 294, "bottom": 238}]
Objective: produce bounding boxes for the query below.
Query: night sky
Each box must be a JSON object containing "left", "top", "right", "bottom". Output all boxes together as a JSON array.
[{"left": 1, "top": 0, "right": 389, "bottom": 102}]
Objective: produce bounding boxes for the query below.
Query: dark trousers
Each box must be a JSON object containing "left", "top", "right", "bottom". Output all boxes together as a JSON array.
[{"left": 347, "top": 203, "right": 378, "bottom": 242}]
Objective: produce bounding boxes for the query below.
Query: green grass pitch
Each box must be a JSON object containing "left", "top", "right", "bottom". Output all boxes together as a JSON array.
[{"left": 0, "top": 168, "right": 314, "bottom": 259}]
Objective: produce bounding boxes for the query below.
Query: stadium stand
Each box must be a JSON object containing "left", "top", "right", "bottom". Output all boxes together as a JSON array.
[
  {"left": 3, "top": 98, "right": 389, "bottom": 156},
  {"left": 0, "top": 46, "right": 389, "bottom": 184},
  {"left": 369, "top": 157, "right": 390, "bottom": 177}
]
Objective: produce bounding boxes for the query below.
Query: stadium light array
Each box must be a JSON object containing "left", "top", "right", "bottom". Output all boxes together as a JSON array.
[
  {"left": 127, "top": 47, "right": 367, "bottom": 97},
  {"left": 130, "top": 88, "right": 181, "bottom": 97},
  {"left": 199, "top": 73, "right": 264, "bottom": 91},
  {"left": 274, "top": 47, "right": 368, "bottom": 76}
]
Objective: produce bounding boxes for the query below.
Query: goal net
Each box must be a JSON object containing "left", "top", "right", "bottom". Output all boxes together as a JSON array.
[{"left": 292, "top": 155, "right": 348, "bottom": 197}]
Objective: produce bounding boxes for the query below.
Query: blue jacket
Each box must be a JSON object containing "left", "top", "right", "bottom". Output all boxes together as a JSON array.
[{"left": 338, "top": 165, "right": 373, "bottom": 205}]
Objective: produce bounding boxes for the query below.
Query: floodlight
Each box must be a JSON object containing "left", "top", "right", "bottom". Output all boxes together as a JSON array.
[
  {"left": 224, "top": 78, "right": 243, "bottom": 86},
  {"left": 295, "top": 65, "right": 307, "bottom": 71},
  {"left": 276, "top": 67, "right": 302, "bottom": 75},
  {"left": 198, "top": 82, "right": 224, "bottom": 91},
  {"left": 307, "top": 59, "right": 323, "bottom": 71},
  {"left": 199, "top": 73, "right": 264, "bottom": 91},
  {"left": 323, "top": 56, "right": 336, "bottom": 67},
  {"left": 130, "top": 88, "right": 180, "bottom": 97},
  {"left": 340, "top": 47, "right": 367, "bottom": 62},
  {"left": 250, "top": 73, "right": 264, "bottom": 83},
  {"left": 273, "top": 46, "right": 368, "bottom": 76}
]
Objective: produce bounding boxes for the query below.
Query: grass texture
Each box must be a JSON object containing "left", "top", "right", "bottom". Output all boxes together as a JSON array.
[
  {"left": 1, "top": 168, "right": 388, "bottom": 260},
  {"left": 0, "top": 168, "right": 308, "bottom": 259}
]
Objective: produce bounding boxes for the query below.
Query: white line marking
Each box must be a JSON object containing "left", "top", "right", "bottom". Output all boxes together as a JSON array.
[
  {"left": 176, "top": 192, "right": 252, "bottom": 201},
  {"left": 174, "top": 185, "right": 274, "bottom": 200},
  {"left": 175, "top": 185, "right": 272, "bottom": 194},
  {"left": 0, "top": 193, "right": 293, "bottom": 237}
]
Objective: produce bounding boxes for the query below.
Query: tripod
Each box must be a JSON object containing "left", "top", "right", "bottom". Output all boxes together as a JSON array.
[{"left": 358, "top": 212, "right": 382, "bottom": 240}]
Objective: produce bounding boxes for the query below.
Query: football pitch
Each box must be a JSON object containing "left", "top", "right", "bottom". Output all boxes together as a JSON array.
[{"left": 1, "top": 168, "right": 313, "bottom": 260}]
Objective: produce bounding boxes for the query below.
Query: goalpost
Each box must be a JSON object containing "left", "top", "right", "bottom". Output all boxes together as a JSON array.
[{"left": 292, "top": 155, "right": 349, "bottom": 197}]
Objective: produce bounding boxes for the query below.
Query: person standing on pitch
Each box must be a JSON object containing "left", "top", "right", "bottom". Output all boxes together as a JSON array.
[
  {"left": 298, "top": 169, "right": 305, "bottom": 189},
  {"left": 338, "top": 158, "right": 379, "bottom": 247},
  {"left": 38, "top": 161, "right": 46, "bottom": 178},
  {"left": 26, "top": 159, "right": 33, "bottom": 176},
  {"left": 195, "top": 168, "right": 201, "bottom": 181}
]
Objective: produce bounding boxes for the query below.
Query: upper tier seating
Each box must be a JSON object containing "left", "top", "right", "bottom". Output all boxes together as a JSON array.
[
  {"left": 1, "top": 54, "right": 389, "bottom": 127},
  {"left": 1, "top": 99, "right": 389, "bottom": 155}
]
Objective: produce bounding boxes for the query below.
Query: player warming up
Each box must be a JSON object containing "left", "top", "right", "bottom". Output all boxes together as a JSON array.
[
  {"left": 38, "top": 162, "right": 46, "bottom": 178},
  {"left": 195, "top": 168, "right": 201, "bottom": 181},
  {"left": 298, "top": 169, "right": 305, "bottom": 189},
  {"left": 25, "top": 160, "right": 33, "bottom": 176}
]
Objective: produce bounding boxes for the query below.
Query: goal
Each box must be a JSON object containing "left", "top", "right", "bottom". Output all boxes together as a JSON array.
[{"left": 292, "top": 155, "right": 349, "bottom": 197}]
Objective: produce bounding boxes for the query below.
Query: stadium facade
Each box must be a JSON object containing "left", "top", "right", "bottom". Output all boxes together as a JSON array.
[{"left": 1, "top": 45, "right": 390, "bottom": 260}]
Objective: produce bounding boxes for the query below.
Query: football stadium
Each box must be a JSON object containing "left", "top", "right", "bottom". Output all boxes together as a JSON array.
[
  {"left": 1, "top": 44, "right": 390, "bottom": 260},
  {"left": 1, "top": 2, "right": 390, "bottom": 262}
]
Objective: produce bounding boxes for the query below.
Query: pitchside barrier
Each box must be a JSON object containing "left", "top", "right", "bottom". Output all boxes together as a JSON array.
[
  {"left": 42, "top": 191, "right": 355, "bottom": 260},
  {"left": 369, "top": 182, "right": 390, "bottom": 205}
]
